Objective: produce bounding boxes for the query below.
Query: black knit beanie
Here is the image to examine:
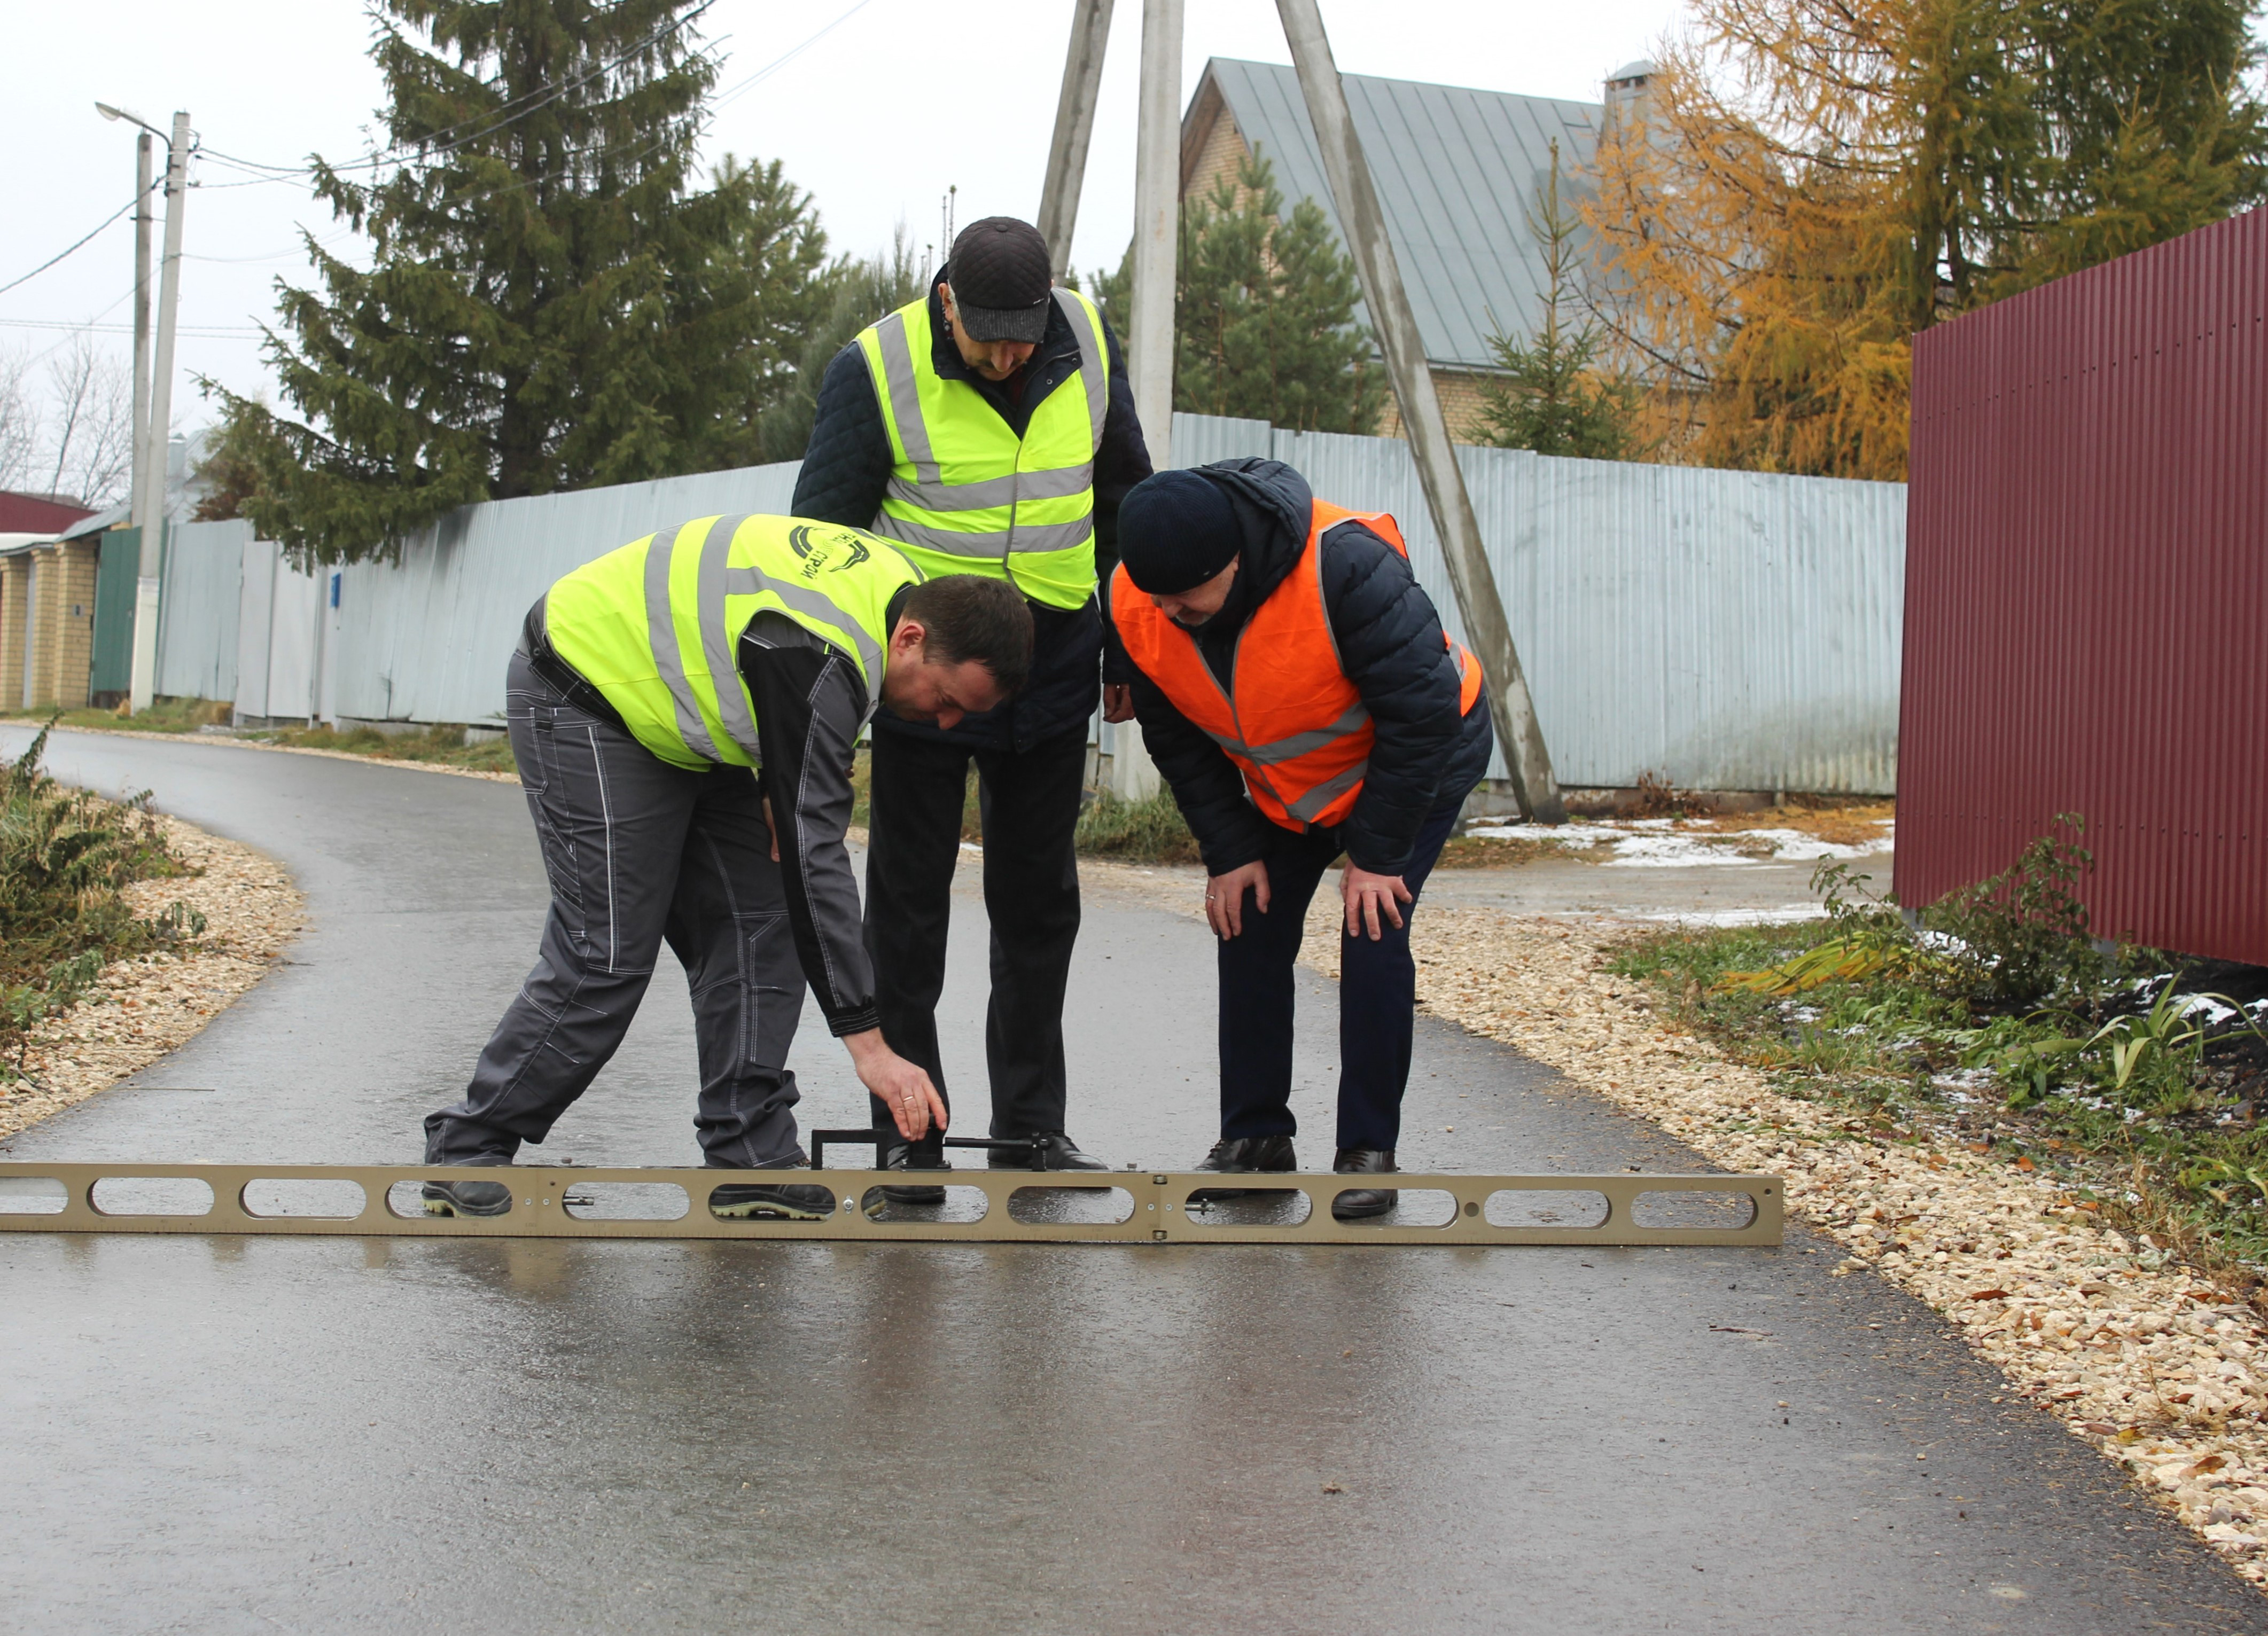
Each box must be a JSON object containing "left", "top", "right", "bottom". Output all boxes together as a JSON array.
[{"left": 1117, "top": 471, "right": 1243, "bottom": 594}]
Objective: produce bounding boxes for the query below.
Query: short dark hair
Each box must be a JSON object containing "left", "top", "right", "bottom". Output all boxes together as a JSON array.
[{"left": 901, "top": 575, "right": 1033, "bottom": 695}]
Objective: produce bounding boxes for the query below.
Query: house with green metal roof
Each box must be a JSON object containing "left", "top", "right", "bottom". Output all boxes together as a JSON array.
[{"left": 1179, "top": 57, "right": 1653, "bottom": 440}]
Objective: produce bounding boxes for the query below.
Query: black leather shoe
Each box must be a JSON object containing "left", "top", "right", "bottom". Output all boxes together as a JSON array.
[
  {"left": 1330, "top": 1147, "right": 1399, "bottom": 1219},
  {"left": 707, "top": 1178, "right": 837, "bottom": 1221},
  {"left": 1190, "top": 1135, "right": 1297, "bottom": 1200},
  {"left": 879, "top": 1141, "right": 949, "bottom": 1206},
  {"left": 421, "top": 1174, "right": 513, "bottom": 1218},
  {"left": 986, "top": 1133, "right": 1110, "bottom": 1173}
]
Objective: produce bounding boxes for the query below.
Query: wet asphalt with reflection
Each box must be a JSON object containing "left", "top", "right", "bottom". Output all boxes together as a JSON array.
[{"left": 1, "top": 727, "right": 2260, "bottom": 1634}]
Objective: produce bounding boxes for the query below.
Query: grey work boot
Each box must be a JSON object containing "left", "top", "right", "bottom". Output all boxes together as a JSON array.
[{"left": 422, "top": 1168, "right": 514, "bottom": 1219}]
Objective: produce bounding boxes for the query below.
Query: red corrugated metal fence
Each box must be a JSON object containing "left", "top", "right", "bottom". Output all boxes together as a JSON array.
[{"left": 1897, "top": 206, "right": 2267, "bottom": 965}]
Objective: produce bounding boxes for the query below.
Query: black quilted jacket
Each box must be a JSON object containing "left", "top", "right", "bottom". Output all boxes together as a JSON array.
[
  {"left": 791, "top": 273, "right": 1154, "bottom": 752},
  {"left": 1123, "top": 458, "right": 1492, "bottom": 876}
]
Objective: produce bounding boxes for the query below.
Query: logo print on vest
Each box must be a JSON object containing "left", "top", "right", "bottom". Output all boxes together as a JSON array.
[{"left": 789, "top": 524, "right": 871, "bottom": 576}]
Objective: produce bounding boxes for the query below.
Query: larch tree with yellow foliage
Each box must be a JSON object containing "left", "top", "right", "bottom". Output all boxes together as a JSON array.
[{"left": 1587, "top": 0, "right": 2267, "bottom": 480}]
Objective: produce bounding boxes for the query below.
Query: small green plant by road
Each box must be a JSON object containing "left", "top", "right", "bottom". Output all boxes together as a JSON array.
[
  {"left": 0, "top": 724, "right": 207, "bottom": 1078},
  {"left": 1610, "top": 821, "right": 2268, "bottom": 1275}
]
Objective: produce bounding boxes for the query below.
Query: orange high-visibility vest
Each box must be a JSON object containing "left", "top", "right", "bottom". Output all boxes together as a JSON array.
[{"left": 1112, "top": 499, "right": 1484, "bottom": 832}]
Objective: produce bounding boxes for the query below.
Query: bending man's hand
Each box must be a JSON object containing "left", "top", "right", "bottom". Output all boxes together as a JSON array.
[
  {"left": 1101, "top": 683, "right": 1136, "bottom": 724},
  {"left": 1206, "top": 859, "right": 1271, "bottom": 940},
  {"left": 844, "top": 1029, "right": 948, "bottom": 1140},
  {"left": 1340, "top": 863, "right": 1413, "bottom": 941}
]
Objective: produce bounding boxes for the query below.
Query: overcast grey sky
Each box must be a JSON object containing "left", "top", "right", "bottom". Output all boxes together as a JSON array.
[{"left": 3, "top": 0, "right": 1686, "bottom": 447}]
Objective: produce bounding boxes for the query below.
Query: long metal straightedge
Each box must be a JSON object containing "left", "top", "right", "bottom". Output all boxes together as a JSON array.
[{"left": 0, "top": 1163, "right": 1780, "bottom": 1246}]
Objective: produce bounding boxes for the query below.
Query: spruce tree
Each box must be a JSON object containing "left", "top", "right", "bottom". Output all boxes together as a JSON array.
[
  {"left": 1087, "top": 151, "right": 1383, "bottom": 435},
  {"left": 217, "top": 0, "right": 829, "bottom": 563},
  {"left": 1477, "top": 145, "right": 1642, "bottom": 460}
]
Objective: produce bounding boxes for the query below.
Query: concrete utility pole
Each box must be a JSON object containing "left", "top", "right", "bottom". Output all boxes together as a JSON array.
[
  {"left": 1103, "top": 0, "right": 1183, "bottom": 802},
  {"left": 1126, "top": 0, "right": 1180, "bottom": 475},
  {"left": 1036, "top": 0, "right": 1114, "bottom": 284},
  {"left": 130, "top": 132, "right": 153, "bottom": 534},
  {"left": 1274, "top": 0, "right": 1566, "bottom": 823},
  {"left": 129, "top": 109, "right": 191, "bottom": 717}
]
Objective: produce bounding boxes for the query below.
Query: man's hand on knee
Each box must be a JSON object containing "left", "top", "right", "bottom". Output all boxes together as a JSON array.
[
  {"left": 1205, "top": 860, "right": 1271, "bottom": 939},
  {"left": 845, "top": 1029, "right": 949, "bottom": 1138},
  {"left": 1341, "top": 864, "right": 1412, "bottom": 941}
]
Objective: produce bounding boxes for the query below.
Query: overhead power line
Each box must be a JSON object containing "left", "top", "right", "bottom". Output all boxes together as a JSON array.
[
  {"left": 197, "top": 0, "right": 721, "bottom": 188},
  {"left": 0, "top": 182, "right": 160, "bottom": 298}
]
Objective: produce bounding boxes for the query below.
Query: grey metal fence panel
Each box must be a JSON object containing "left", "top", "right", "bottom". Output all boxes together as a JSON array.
[
  {"left": 164, "top": 424, "right": 1901, "bottom": 790},
  {"left": 1253, "top": 427, "right": 1904, "bottom": 793},
  {"left": 331, "top": 463, "right": 802, "bottom": 725},
  {"left": 154, "top": 519, "right": 247, "bottom": 703}
]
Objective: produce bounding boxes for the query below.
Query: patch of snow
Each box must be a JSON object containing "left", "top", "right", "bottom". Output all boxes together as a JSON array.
[
  {"left": 1602, "top": 833, "right": 1764, "bottom": 867},
  {"left": 2178, "top": 994, "right": 2240, "bottom": 1024}
]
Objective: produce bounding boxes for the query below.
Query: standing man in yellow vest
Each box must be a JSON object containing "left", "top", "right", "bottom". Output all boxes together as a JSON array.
[
  {"left": 792, "top": 216, "right": 1154, "bottom": 1194},
  {"left": 418, "top": 514, "right": 1033, "bottom": 1222},
  {"left": 1111, "top": 461, "right": 1494, "bottom": 1219}
]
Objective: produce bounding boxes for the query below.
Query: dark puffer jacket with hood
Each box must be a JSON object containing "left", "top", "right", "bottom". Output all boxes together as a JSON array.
[{"left": 1123, "top": 458, "right": 1493, "bottom": 877}]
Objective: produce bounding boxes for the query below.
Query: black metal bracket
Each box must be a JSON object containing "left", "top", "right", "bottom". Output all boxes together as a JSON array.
[{"left": 808, "top": 1129, "right": 1052, "bottom": 1172}]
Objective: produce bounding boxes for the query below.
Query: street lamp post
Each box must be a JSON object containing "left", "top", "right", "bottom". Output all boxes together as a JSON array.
[{"left": 96, "top": 102, "right": 190, "bottom": 716}]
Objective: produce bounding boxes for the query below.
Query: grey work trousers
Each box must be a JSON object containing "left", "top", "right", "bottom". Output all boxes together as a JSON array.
[{"left": 423, "top": 650, "right": 808, "bottom": 1169}]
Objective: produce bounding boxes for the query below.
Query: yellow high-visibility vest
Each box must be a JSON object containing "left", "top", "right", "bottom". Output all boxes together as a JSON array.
[
  {"left": 855, "top": 287, "right": 1108, "bottom": 612},
  {"left": 544, "top": 513, "right": 919, "bottom": 771}
]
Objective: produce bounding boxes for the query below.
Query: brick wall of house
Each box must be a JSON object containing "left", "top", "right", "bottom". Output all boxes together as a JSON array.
[
  {"left": 0, "top": 557, "right": 26, "bottom": 711},
  {"left": 1376, "top": 367, "right": 1499, "bottom": 444},
  {"left": 48, "top": 541, "right": 99, "bottom": 710}
]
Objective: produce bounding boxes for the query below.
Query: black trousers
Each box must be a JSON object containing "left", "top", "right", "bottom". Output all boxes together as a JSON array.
[
  {"left": 862, "top": 724, "right": 1088, "bottom": 1149},
  {"left": 423, "top": 651, "right": 808, "bottom": 1169},
  {"left": 1215, "top": 796, "right": 1467, "bottom": 1154}
]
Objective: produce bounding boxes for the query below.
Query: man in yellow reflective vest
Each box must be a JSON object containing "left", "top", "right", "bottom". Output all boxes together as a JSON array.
[
  {"left": 793, "top": 216, "right": 1154, "bottom": 1196},
  {"left": 418, "top": 514, "right": 1033, "bottom": 1223},
  {"left": 1111, "top": 462, "right": 1495, "bottom": 1219}
]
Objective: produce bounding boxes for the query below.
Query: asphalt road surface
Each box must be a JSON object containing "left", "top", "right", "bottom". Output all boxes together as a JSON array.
[{"left": 2, "top": 727, "right": 2258, "bottom": 1634}]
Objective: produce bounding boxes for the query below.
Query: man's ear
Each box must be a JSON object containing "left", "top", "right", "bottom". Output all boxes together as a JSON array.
[{"left": 889, "top": 616, "right": 929, "bottom": 657}]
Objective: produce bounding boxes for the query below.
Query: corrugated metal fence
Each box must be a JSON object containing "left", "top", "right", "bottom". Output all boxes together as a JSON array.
[
  {"left": 150, "top": 415, "right": 1905, "bottom": 793},
  {"left": 1897, "top": 206, "right": 2266, "bottom": 965}
]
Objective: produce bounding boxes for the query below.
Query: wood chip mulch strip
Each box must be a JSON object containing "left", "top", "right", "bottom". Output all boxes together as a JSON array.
[
  {"left": 1286, "top": 902, "right": 2268, "bottom": 1582},
  {"left": 0, "top": 813, "right": 305, "bottom": 1144}
]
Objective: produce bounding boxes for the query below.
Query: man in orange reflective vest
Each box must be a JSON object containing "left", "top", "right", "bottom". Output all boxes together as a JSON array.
[{"left": 1111, "top": 459, "right": 1494, "bottom": 1218}]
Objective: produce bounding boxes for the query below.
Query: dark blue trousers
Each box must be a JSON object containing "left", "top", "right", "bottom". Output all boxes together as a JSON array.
[{"left": 1215, "top": 797, "right": 1466, "bottom": 1154}]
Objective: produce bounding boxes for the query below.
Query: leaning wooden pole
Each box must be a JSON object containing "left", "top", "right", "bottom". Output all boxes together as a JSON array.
[
  {"left": 1036, "top": 0, "right": 1116, "bottom": 283},
  {"left": 1274, "top": 0, "right": 1566, "bottom": 823}
]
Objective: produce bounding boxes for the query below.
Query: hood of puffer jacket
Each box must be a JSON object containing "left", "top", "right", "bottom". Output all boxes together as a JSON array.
[{"left": 1181, "top": 458, "right": 1317, "bottom": 623}]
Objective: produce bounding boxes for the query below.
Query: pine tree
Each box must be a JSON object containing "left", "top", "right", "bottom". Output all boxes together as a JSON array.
[
  {"left": 1477, "top": 144, "right": 1643, "bottom": 460},
  {"left": 752, "top": 229, "right": 927, "bottom": 465},
  {"left": 1586, "top": 0, "right": 2268, "bottom": 480},
  {"left": 1086, "top": 151, "right": 1384, "bottom": 434},
  {"left": 216, "top": 0, "right": 830, "bottom": 563}
]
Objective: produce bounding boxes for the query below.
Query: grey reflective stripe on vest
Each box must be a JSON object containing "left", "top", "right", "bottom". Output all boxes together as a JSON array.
[
  {"left": 884, "top": 460, "right": 1094, "bottom": 514},
  {"left": 1284, "top": 758, "right": 1370, "bottom": 824},
  {"left": 872, "top": 311, "right": 941, "bottom": 486},
  {"left": 1054, "top": 287, "right": 1107, "bottom": 447},
  {"left": 697, "top": 514, "right": 765, "bottom": 761},
  {"left": 871, "top": 511, "right": 1097, "bottom": 560},
  {"left": 715, "top": 564, "right": 887, "bottom": 701},
  {"left": 1195, "top": 701, "right": 1372, "bottom": 766},
  {"left": 645, "top": 521, "right": 720, "bottom": 761}
]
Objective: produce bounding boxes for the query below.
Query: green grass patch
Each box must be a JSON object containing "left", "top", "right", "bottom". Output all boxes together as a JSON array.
[
  {"left": 248, "top": 722, "right": 518, "bottom": 776},
  {"left": 0, "top": 723, "right": 206, "bottom": 1078},
  {"left": 1075, "top": 787, "right": 1202, "bottom": 865},
  {"left": 1606, "top": 829, "right": 2268, "bottom": 1280}
]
